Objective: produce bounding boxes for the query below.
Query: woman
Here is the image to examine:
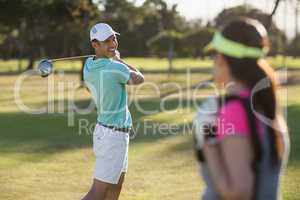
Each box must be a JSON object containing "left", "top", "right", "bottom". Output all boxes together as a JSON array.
[{"left": 201, "top": 18, "right": 289, "bottom": 200}]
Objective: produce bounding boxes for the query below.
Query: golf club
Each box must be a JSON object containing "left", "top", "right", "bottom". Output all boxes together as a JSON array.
[{"left": 37, "top": 54, "right": 95, "bottom": 77}]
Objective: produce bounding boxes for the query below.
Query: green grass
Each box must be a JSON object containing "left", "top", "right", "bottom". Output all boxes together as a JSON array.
[
  {"left": 124, "top": 57, "right": 212, "bottom": 71},
  {"left": 0, "top": 70, "right": 299, "bottom": 199},
  {"left": 269, "top": 56, "right": 300, "bottom": 69},
  {"left": 1, "top": 56, "right": 300, "bottom": 73},
  {"left": 0, "top": 57, "right": 212, "bottom": 73}
]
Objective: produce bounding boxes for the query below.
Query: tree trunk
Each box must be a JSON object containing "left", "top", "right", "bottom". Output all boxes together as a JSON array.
[
  {"left": 80, "top": 9, "right": 89, "bottom": 84},
  {"left": 18, "top": 58, "right": 22, "bottom": 72},
  {"left": 81, "top": 58, "right": 85, "bottom": 82},
  {"left": 168, "top": 42, "right": 174, "bottom": 78},
  {"left": 26, "top": 54, "right": 35, "bottom": 70},
  {"left": 18, "top": 50, "right": 22, "bottom": 72},
  {"left": 296, "top": 0, "right": 299, "bottom": 37}
]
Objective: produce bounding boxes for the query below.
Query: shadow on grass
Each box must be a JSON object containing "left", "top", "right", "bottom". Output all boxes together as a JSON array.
[
  {"left": 286, "top": 104, "right": 300, "bottom": 166},
  {"left": 0, "top": 97, "right": 200, "bottom": 157},
  {"left": 0, "top": 67, "right": 213, "bottom": 76},
  {"left": 1, "top": 97, "right": 299, "bottom": 168}
]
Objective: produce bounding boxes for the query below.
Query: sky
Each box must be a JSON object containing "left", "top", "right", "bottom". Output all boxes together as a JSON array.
[{"left": 131, "top": 0, "right": 299, "bottom": 39}]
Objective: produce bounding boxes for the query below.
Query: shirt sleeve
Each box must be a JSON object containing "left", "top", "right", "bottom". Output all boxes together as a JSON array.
[
  {"left": 216, "top": 100, "right": 251, "bottom": 142},
  {"left": 113, "top": 62, "right": 131, "bottom": 84},
  {"left": 83, "top": 58, "right": 92, "bottom": 82}
]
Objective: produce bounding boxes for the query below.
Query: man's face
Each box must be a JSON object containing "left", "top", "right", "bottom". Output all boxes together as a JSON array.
[{"left": 92, "top": 35, "right": 118, "bottom": 58}]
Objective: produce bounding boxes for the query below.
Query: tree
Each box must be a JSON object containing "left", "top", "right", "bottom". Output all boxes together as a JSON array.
[
  {"left": 287, "top": 34, "right": 300, "bottom": 56},
  {"left": 0, "top": 0, "right": 100, "bottom": 70},
  {"left": 143, "top": 0, "right": 188, "bottom": 32},
  {"left": 182, "top": 27, "right": 215, "bottom": 58},
  {"left": 147, "top": 30, "right": 183, "bottom": 72}
]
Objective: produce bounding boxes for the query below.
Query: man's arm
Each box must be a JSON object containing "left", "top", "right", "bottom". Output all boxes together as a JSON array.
[
  {"left": 125, "top": 63, "right": 144, "bottom": 85},
  {"left": 114, "top": 51, "right": 144, "bottom": 85}
]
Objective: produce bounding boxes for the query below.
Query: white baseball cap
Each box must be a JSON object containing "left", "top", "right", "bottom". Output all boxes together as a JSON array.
[{"left": 90, "top": 23, "right": 120, "bottom": 42}]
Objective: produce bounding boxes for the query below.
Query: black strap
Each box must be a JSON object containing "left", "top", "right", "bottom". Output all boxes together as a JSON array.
[
  {"left": 219, "top": 95, "right": 261, "bottom": 200},
  {"left": 193, "top": 121, "right": 218, "bottom": 163},
  {"left": 193, "top": 131, "right": 205, "bottom": 162},
  {"left": 97, "top": 122, "right": 131, "bottom": 133}
]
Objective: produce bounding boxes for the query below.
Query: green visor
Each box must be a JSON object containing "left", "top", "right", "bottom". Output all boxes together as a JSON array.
[{"left": 204, "top": 32, "right": 269, "bottom": 59}]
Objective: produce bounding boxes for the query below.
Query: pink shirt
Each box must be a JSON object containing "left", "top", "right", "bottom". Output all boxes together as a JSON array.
[{"left": 216, "top": 89, "right": 263, "bottom": 142}]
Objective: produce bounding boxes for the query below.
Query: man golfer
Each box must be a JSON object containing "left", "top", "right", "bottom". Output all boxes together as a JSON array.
[{"left": 81, "top": 23, "right": 144, "bottom": 200}]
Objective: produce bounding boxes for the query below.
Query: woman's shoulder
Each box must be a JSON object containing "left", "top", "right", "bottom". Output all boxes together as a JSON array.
[
  {"left": 217, "top": 99, "right": 252, "bottom": 141},
  {"left": 219, "top": 99, "right": 247, "bottom": 118}
]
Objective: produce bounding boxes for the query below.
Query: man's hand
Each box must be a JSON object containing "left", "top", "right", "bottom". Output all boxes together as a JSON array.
[
  {"left": 127, "top": 71, "right": 144, "bottom": 85},
  {"left": 113, "top": 50, "right": 144, "bottom": 85},
  {"left": 114, "top": 50, "right": 121, "bottom": 61}
]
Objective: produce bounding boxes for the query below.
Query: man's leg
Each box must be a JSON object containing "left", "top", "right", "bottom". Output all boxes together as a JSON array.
[
  {"left": 81, "top": 179, "right": 111, "bottom": 200},
  {"left": 105, "top": 173, "right": 126, "bottom": 200}
]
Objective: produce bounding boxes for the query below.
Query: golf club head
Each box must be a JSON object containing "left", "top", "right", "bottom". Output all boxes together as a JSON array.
[{"left": 38, "top": 59, "right": 53, "bottom": 77}]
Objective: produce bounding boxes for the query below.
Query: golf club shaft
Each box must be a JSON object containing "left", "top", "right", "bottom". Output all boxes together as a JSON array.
[{"left": 49, "top": 55, "right": 95, "bottom": 62}]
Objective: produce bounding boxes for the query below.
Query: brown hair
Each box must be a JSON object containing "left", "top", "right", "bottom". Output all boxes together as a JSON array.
[
  {"left": 91, "top": 39, "right": 99, "bottom": 43},
  {"left": 220, "top": 18, "right": 282, "bottom": 163}
]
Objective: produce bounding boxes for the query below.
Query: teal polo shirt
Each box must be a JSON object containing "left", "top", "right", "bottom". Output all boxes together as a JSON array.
[{"left": 83, "top": 57, "right": 132, "bottom": 128}]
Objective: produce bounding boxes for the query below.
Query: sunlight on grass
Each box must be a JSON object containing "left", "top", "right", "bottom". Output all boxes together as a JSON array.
[
  {"left": 1, "top": 56, "right": 299, "bottom": 73},
  {"left": 0, "top": 70, "right": 299, "bottom": 199},
  {"left": 144, "top": 108, "right": 195, "bottom": 124}
]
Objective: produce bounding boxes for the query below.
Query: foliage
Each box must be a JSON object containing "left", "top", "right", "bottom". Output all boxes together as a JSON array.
[
  {"left": 0, "top": 0, "right": 293, "bottom": 70},
  {"left": 182, "top": 27, "right": 215, "bottom": 57},
  {"left": 0, "top": 0, "right": 100, "bottom": 69},
  {"left": 147, "top": 30, "right": 183, "bottom": 57},
  {"left": 287, "top": 34, "right": 300, "bottom": 57}
]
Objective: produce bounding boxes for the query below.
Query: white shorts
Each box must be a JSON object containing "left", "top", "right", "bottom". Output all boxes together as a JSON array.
[{"left": 93, "top": 124, "right": 129, "bottom": 184}]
